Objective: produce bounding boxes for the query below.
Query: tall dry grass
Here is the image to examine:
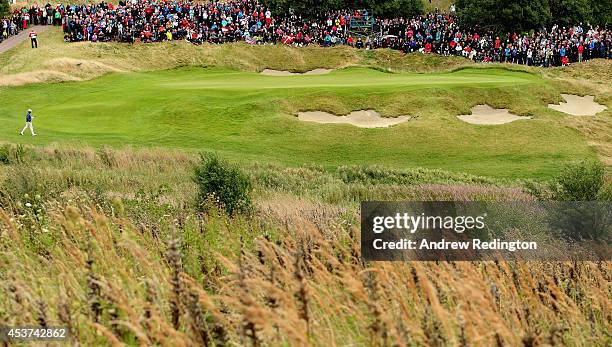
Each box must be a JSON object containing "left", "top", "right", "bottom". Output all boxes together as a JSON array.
[
  {"left": 0, "top": 144, "right": 609, "bottom": 346},
  {"left": 0, "top": 193, "right": 610, "bottom": 346}
]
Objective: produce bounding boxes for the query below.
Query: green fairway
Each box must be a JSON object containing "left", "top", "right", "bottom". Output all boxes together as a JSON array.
[{"left": 0, "top": 67, "right": 597, "bottom": 179}]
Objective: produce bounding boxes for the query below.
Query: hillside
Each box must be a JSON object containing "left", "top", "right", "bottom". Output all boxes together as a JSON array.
[
  {"left": 0, "top": 27, "right": 475, "bottom": 86},
  {"left": 1, "top": 27, "right": 612, "bottom": 178},
  {"left": 1, "top": 5, "right": 611, "bottom": 346}
]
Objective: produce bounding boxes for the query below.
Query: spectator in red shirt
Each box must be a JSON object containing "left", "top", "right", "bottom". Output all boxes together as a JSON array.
[
  {"left": 29, "top": 29, "right": 38, "bottom": 48},
  {"left": 561, "top": 55, "right": 570, "bottom": 66}
]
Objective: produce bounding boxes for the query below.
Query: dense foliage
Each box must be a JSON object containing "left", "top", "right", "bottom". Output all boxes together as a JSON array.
[
  {"left": 456, "top": 0, "right": 611, "bottom": 33},
  {"left": 550, "top": 160, "right": 608, "bottom": 201},
  {"left": 263, "top": 0, "right": 424, "bottom": 19},
  {"left": 0, "top": 0, "right": 10, "bottom": 19},
  {"left": 589, "top": 0, "right": 612, "bottom": 27},
  {"left": 193, "top": 153, "right": 252, "bottom": 215},
  {"left": 525, "top": 160, "right": 610, "bottom": 201},
  {"left": 367, "top": 0, "right": 425, "bottom": 19}
]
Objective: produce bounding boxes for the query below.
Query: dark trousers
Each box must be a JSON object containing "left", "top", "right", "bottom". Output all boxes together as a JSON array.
[{"left": 31, "top": 38, "right": 37, "bottom": 48}]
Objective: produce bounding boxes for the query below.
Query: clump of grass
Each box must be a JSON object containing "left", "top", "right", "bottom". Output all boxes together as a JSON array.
[
  {"left": 86, "top": 246, "right": 103, "bottom": 324},
  {"left": 0, "top": 144, "right": 26, "bottom": 164},
  {"left": 193, "top": 153, "right": 253, "bottom": 215},
  {"left": 167, "top": 231, "right": 183, "bottom": 330},
  {"left": 35, "top": 299, "right": 49, "bottom": 328}
]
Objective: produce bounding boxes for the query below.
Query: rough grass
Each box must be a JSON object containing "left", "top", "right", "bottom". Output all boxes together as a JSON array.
[
  {"left": 0, "top": 144, "right": 526, "bottom": 207},
  {"left": 0, "top": 145, "right": 609, "bottom": 346}
]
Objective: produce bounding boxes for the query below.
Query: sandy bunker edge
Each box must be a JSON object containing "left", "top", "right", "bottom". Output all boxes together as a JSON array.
[
  {"left": 457, "top": 105, "right": 531, "bottom": 125},
  {"left": 261, "top": 68, "right": 334, "bottom": 76},
  {"left": 547, "top": 94, "right": 607, "bottom": 116},
  {"left": 297, "top": 110, "right": 410, "bottom": 128}
]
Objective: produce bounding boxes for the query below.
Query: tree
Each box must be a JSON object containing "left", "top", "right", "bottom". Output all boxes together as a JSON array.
[
  {"left": 455, "top": 0, "right": 551, "bottom": 33},
  {"left": 588, "top": 0, "right": 612, "bottom": 26},
  {"left": 365, "top": 0, "right": 424, "bottom": 19},
  {"left": 0, "top": 0, "right": 10, "bottom": 19},
  {"left": 264, "top": 0, "right": 346, "bottom": 18},
  {"left": 549, "top": 0, "right": 593, "bottom": 27}
]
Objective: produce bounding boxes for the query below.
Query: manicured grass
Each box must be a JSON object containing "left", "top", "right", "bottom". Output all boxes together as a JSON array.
[{"left": 0, "top": 66, "right": 597, "bottom": 179}]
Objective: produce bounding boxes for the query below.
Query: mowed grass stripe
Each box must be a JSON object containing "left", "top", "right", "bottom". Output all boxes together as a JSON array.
[
  {"left": 0, "top": 67, "right": 595, "bottom": 179},
  {"left": 158, "top": 68, "right": 536, "bottom": 90}
]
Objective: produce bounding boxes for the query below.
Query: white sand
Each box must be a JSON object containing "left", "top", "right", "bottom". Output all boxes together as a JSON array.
[
  {"left": 457, "top": 105, "right": 531, "bottom": 125},
  {"left": 261, "top": 68, "right": 333, "bottom": 76},
  {"left": 297, "top": 110, "right": 409, "bottom": 128},
  {"left": 547, "top": 94, "right": 607, "bottom": 116}
]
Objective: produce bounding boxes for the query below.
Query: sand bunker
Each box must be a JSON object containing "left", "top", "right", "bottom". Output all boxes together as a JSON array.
[
  {"left": 547, "top": 94, "right": 607, "bottom": 116},
  {"left": 261, "top": 68, "right": 333, "bottom": 76},
  {"left": 297, "top": 110, "right": 409, "bottom": 128},
  {"left": 457, "top": 105, "right": 531, "bottom": 125}
]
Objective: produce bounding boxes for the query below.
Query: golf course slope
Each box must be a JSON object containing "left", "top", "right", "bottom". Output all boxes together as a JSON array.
[{"left": 1, "top": 27, "right": 611, "bottom": 179}]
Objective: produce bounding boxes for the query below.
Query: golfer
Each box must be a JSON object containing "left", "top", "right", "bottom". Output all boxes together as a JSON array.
[{"left": 20, "top": 109, "right": 37, "bottom": 136}]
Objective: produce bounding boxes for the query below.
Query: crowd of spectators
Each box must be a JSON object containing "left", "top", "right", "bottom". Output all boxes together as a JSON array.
[
  {"left": 2, "top": 0, "right": 611, "bottom": 67},
  {"left": 1, "top": 4, "right": 63, "bottom": 38},
  {"left": 376, "top": 13, "right": 611, "bottom": 66}
]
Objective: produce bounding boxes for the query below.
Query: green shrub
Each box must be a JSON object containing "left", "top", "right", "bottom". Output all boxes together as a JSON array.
[
  {"left": 525, "top": 160, "right": 609, "bottom": 201},
  {"left": 551, "top": 160, "right": 606, "bottom": 201},
  {"left": 0, "top": 144, "right": 26, "bottom": 165},
  {"left": 0, "top": 146, "right": 9, "bottom": 164},
  {"left": 524, "top": 160, "right": 610, "bottom": 241},
  {"left": 193, "top": 153, "right": 252, "bottom": 215}
]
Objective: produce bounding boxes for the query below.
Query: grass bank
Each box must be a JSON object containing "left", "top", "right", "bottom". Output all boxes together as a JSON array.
[
  {"left": 0, "top": 27, "right": 473, "bottom": 86},
  {"left": 0, "top": 66, "right": 601, "bottom": 180}
]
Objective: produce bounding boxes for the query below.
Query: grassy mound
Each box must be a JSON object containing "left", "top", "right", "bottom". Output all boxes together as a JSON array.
[
  {"left": 0, "top": 27, "right": 473, "bottom": 86},
  {"left": 1, "top": 27, "right": 611, "bottom": 175},
  {"left": 0, "top": 66, "right": 602, "bottom": 179}
]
